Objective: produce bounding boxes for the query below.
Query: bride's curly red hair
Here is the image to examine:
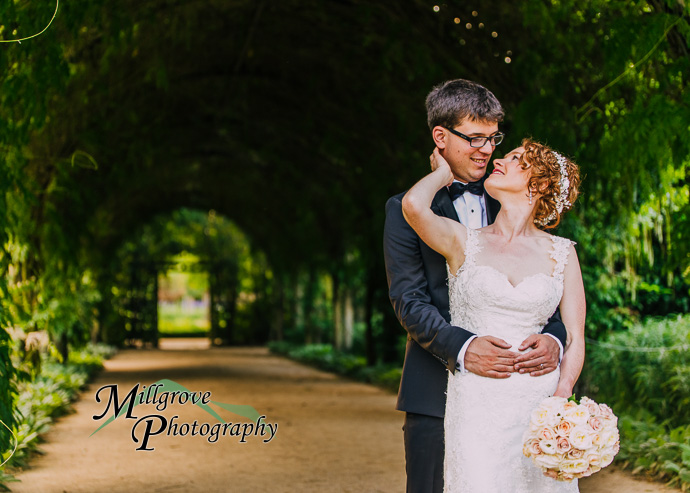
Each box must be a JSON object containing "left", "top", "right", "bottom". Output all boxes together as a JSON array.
[{"left": 519, "top": 139, "right": 581, "bottom": 229}]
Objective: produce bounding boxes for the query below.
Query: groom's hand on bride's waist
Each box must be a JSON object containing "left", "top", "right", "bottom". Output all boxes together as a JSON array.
[
  {"left": 512, "top": 334, "right": 560, "bottom": 377},
  {"left": 464, "top": 336, "right": 518, "bottom": 379}
]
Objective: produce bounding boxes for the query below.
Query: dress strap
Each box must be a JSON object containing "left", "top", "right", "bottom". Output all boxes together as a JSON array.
[
  {"left": 550, "top": 236, "right": 575, "bottom": 281},
  {"left": 463, "top": 227, "right": 481, "bottom": 267}
]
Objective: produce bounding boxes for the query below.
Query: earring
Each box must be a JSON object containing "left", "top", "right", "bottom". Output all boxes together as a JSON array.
[{"left": 529, "top": 190, "right": 533, "bottom": 205}]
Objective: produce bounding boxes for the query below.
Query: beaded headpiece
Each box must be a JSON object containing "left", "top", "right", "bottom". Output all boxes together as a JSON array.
[{"left": 537, "top": 151, "right": 572, "bottom": 226}]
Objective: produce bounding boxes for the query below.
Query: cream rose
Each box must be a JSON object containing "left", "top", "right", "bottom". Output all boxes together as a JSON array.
[
  {"left": 586, "top": 451, "right": 602, "bottom": 467},
  {"left": 564, "top": 405, "right": 590, "bottom": 426},
  {"left": 539, "top": 438, "right": 558, "bottom": 455},
  {"left": 601, "top": 452, "right": 615, "bottom": 468},
  {"left": 601, "top": 429, "right": 619, "bottom": 448},
  {"left": 561, "top": 458, "right": 590, "bottom": 474},
  {"left": 531, "top": 407, "right": 551, "bottom": 428},
  {"left": 569, "top": 425, "right": 594, "bottom": 450},
  {"left": 535, "top": 453, "right": 561, "bottom": 469}
]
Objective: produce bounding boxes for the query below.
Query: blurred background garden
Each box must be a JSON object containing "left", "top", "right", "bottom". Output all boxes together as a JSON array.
[{"left": 0, "top": 0, "right": 689, "bottom": 489}]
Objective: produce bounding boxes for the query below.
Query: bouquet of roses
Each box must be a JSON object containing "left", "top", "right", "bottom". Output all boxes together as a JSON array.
[{"left": 522, "top": 395, "right": 620, "bottom": 481}]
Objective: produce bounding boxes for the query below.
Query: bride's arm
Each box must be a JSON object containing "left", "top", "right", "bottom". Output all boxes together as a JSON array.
[
  {"left": 401, "top": 150, "right": 466, "bottom": 271},
  {"left": 553, "top": 244, "right": 586, "bottom": 398}
]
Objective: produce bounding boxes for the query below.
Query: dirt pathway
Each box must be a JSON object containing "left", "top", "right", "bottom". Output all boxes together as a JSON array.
[{"left": 10, "top": 340, "right": 678, "bottom": 492}]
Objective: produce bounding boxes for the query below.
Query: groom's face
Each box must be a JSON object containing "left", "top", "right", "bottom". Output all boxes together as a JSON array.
[{"left": 438, "top": 119, "right": 499, "bottom": 183}]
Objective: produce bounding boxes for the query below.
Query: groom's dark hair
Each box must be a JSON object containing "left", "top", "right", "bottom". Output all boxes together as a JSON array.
[{"left": 426, "top": 79, "right": 504, "bottom": 131}]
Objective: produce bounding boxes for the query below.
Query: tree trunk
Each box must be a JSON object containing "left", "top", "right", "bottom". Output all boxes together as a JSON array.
[
  {"left": 364, "top": 268, "right": 376, "bottom": 366},
  {"left": 332, "top": 272, "right": 342, "bottom": 349},
  {"left": 342, "top": 287, "right": 354, "bottom": 351},
  {"left": 270, "top": 274, "right": 284, "bottom": 341}
]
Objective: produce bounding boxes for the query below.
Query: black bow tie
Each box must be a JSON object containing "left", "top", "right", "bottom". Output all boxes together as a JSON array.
[{"left": 448, "top": 179, "right": 485, "bottom": 201}]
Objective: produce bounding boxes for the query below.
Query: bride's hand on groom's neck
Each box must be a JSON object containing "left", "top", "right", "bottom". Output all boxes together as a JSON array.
[{"left": 430, "top": 148, "right": 454, "bottom": 185}]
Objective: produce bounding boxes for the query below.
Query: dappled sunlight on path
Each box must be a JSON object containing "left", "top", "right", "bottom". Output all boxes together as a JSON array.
[{"left": 10, "top": 342, "right": 678, "bottom": 492}]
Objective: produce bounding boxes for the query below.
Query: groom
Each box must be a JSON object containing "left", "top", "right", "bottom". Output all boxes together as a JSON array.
[{"left": 383, "top": 79, "right": 568, "bottom": 492}]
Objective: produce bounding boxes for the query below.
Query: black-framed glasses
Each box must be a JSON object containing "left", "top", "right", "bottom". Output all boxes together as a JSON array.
[{"left": 445, "top": 127, "right": 505, "bottom": 148}]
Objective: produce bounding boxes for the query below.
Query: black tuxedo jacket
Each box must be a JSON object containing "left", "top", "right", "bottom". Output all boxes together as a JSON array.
[{"left": 383, "top": 186, "right": 568, "bottom": 418}]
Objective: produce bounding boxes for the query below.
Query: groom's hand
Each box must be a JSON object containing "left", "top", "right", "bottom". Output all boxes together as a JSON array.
[
  {"left": 513, "top": 334, "right": 560, "bottom": 376},
  {"left": 464, "top": 336, "right": 517, "bottom": 379}
]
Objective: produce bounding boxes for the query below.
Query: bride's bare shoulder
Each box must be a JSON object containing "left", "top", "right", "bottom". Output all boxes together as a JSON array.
[{"left": 532, "top": 230, "right": 571, "bottom": 242}]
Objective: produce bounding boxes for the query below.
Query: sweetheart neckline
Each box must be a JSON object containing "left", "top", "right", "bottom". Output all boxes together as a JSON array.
[{"left": 449, "top": 263, "right": 557, "bottom": 290}]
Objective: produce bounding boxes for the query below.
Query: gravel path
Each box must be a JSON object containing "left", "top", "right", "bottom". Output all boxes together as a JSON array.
[{"left": 10, "top": 340, "right": 678, "bottom": 492}]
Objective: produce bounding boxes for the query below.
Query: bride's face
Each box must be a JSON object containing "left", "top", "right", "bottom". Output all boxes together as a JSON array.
[{"left": 484, "top": 146, "right": 531, "bottom": 199}]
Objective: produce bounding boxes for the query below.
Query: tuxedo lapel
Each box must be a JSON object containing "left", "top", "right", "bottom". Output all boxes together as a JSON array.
[
  {"left": 432, "top": 188, "right": 459, "bottom": 222},
  {"left": 431, "top": 182, "right": 498, "bottom": 224},
  {"left": 485, "top": 193, "right": 501, "bottom": 224}
]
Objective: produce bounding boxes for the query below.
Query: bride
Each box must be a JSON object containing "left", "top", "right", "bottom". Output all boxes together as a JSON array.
[{"left": 402, "top": 140, "right": 586, "bottom": 493}]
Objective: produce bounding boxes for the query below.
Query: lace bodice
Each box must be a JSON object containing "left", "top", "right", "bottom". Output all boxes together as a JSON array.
[
  {"left": 447, "top": 228, "right": 573, "bottom": 348},
  {"left": 443, "top": 227, "right": 578, "bottom": 493}
]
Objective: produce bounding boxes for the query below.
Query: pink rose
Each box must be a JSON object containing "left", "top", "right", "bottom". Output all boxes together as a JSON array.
[
  {"left": 560, "top": 472, "right": 576, "bottom": 481},
  {"left": 543, "top": 469, "right": 558, "bottom": 479},
  {"left": 557, "top": 437, "right": 572, "bottom": 453},
  {"left": 524, "top": 438, "right": 542, "bottom": 457},
  {"left": 591, "top": 433, "right": 602, "bottom": 446},
  {"left": 564, "top": 401, "right": 578, "bottom": 411},
  {"left": 567, "top": 448, "right": 585, "bottom": 459},
  {"left": 539, "top": 427, "right": 556, "bottom": 441},
  {"left": 588, "top": 416, "right": 603, "bottom": 432},
  {"left": 598, "top": 403, "right": 614, "bottom": 419},
  {"left": 556, "top": 420, "right": 572, "bottom": 437}
]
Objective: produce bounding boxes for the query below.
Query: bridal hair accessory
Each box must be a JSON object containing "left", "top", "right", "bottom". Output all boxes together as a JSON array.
[
  {"left": 523, "top": 396, "right": 620, "bottom": 481},
  {"left": 537, "top": 151, "right": 572, "bottom": 226}
]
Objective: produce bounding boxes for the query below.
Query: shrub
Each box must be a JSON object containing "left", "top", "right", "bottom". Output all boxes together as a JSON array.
[
  {"left": 0, "top": 343, "right": 115, "bottom": 486},
  {"left": 268, "top": 342, "right": 401, "bottom": 392},
  {"left": 585, "top": 314, "right": 690, "bottom": 490},
  {"left": 586, "top": 314, "right": 690, "bottom": 427}
]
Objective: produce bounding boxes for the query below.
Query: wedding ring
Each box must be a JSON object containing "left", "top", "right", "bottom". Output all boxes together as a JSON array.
[{"left": 539, "top": 364, "right": 544, "bottom": 370}]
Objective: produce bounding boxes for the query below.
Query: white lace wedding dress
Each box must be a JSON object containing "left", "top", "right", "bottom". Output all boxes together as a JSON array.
[{"left": 444, "top": 228, "right": 579, "bottom": 493}]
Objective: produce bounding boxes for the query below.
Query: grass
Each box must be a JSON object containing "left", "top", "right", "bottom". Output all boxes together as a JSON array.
[{"left": 158, "top": 302, "right": 209, "bottom": 337}]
